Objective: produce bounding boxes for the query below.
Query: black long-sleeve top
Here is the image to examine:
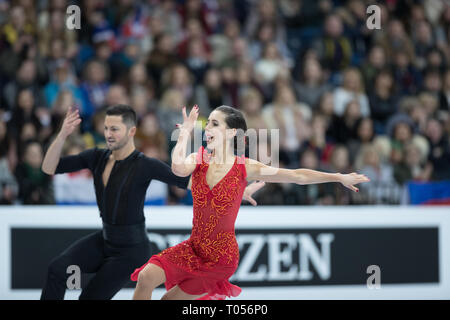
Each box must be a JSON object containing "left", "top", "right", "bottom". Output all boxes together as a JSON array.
[{"left": 55, "top": 148, "right": 190, "bottom": 225}]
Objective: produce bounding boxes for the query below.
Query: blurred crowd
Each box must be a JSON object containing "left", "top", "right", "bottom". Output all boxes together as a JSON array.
[{"left": 0, "top": 0, "right": 449, "bottom": 206}]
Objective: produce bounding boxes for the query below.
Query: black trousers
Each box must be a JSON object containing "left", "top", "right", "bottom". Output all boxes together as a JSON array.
[{"left": 40, "top": 228, "right": 151, "bottom": 300}]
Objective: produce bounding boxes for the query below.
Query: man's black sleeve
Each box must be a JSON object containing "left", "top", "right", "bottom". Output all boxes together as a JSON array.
[
  {"left": 54, "top": 148, "right": 98, "bottom": 174},
  {"left": 142, "top": 157, "right": 190, "bottom": 189}
]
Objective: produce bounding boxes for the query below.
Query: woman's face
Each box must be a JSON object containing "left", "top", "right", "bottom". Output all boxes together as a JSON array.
[
  {"left": 300, "top": 150, "right": 318, "bottom": 169},
  {"left": 358, "top": 119, "right": 373, "bottom": 142},
  {"left": 205, "top": 110, "right": 235, "bottom": 152},
  {"left": 24, "top": 143, "right": 43, "bottom": 169},
  {"left": 331, "top": 147, "right": 349, "bottom": 171},
  {"left": 404, "top": 144, "right": 422, "bottom": 166},
  {"left": 0, "top": 120, "right": 6, "bottom": 140},
  {"left": 276, "top": 86, "right": 296, "bottom": 105},
  {"left": 130, "top": 64, "right": 147, "bottom": 84},
  {"left": 141, "top": 114, "right": 159, "bottom": 136},
  {"left": 18, "top": 90, "right": 34, "bottom": 111},
  {"left": 345, "top": 71, "right": 361, "bottom": 92},
  {"left": 376, "top": 73, "right": 393, "bottom": 89},
  {"left": 344, "top": 101, "right": 361, "bottom": 119},
  {"left": 369, "top": 47, "right": 386, "bottom": 67},
  {"left": 205, "top": 69, "right": 222, "bottom": 89},
  {"left": 243, "top": 95, "right": 262, "bottom": 114},
  {"left": 304, "top": 59, "right": 322, "bottom": 81},
  {"left": 394, "top": 122, "right": 412, "bottom": 142},
  {"left": 319, "top": 93, "right": 334, "bottom": 115}
]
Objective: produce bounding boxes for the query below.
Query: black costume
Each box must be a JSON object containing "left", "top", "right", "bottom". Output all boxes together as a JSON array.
[{"left": 40, "top": 148, "right": 189, "bottom": 300}]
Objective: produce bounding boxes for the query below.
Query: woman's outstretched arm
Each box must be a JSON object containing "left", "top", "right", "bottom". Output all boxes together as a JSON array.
[{"left": 245, "top": 158, "right": 369, "bottom": 193}]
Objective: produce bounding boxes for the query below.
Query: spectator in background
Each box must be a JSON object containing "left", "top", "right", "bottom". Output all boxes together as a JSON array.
[
  {"left": 418, "top": 91, "right": 440, "bottom": 119},
  {"left": 0, "top": 5, "right": 35, "bottom": 75},
  {"left": 135, "top": 111, "right": 168, "bottom": 163},
  {"left": 333, "top": 67, "right": 370, "bottom": 117},
  {"left": 145, "top": 32, "right": 179, "bottom": 87},
  {"left": 178, "top": 0, "right": 214, "bottom": 35},
  {"left": 377, "top": 19, "right": 415, "bottom": 66},
  {"left": 245, "top": 0, "right": 286, "bottom": 54},
  {"left": 393, "top": 136, "right": 430, "bottom": 185},
  {"left": 240, "top": 88, "right": 268, "bottom": 132},
  {"left": 439, "top": 68, "right": 450, "bottom": 114},
  {"left": 295, "top": 57, "right": 331, "bottom": 109},
  {"left": 355, "top": 144, "right": 397, "bottom": 204},
  {"left": 3, "top": 59, "right": 45, "bottom": 111},
  {"left": 37, "top": 7, "right": 78, "bottom": 60},
  {"left": 386, "top": 113, "right": 416, "bottom": 167},
  {"left": 337, "top": 0, "right": 372, "bottom": 64},
  {"left": 194, "top": 68, "right": 232, "bottom": 116},
  {"left": 249, "top": 21, "right": 292, "bottom": 65},
  {"left": 52, "top": 138, "right": 96, "bottom": 205},
  {"left": 392, "top": 49, "right": 422, "bottom": 95},
  {"left": 312, "top": 13, "right": 353, "bottom": 76},
  {"left": 322, "top": 145, "right": 352, "bottom": 204},
  {"left": 14, "top": 141, "right": 54, "bottom": 204},
  {"left": 177, "top": 18, "right": 211, "bottom": 61},
  {"left": 263, "top": 80, "right": 311, "bottom": 166},
  {"left": 125, "top": 62, "right": 155, "bottom": 95},
  {"left": 79, "top": 59, "right": 110, "bottom": 118},
  {"left": 347, "top": 117, "right": 375, "bottom": 165},
  {"left": 160, "top": 63, "right": 194, "bottom": 104},
  {"left": 10, "top": 88, "right": 41, "bottom": 139},
  {"left": 412, "top": 20, "right": 435, "bottom": 71},
  {"left": 44, "top": 59, "right": 84, "bottom": 113},
  {"left": 316, "top": 91, "right": 335, "bottom": 126},
  {"left": 104, "top": 84, "right": 130, "bottom": 108},
  {"left": 369, "top": 69, "right": 398, "bottom": 134},
  {"left": 254, "top": 42, "right": 290, "bottom": 86},
  {"left": 157, "top": 88, "right": 186, "bottom": 147},
  {"left": 0, "top": 118, "right": 18, "bottom": 204},
  {"left": 361, "top": 45, "right": 388, "bottom": 90},
  {"left": 327, "top": 99, "right": 362, "bottom": 145},
  {"left": 82, "top": 110, "right": 106, "bottom": 149},
  {"left": 300, "top": 113, "right": 334, "bottom": 166},
  {"left": 425, "top": 118, "right": 450, "bottom": 180},
  {"left": 130, "top": 88, "right": 152, "bottom": 120},
  {"left": 421, "top": 69, "right": 442, "bottom": 97},
  {"left": 209, "top": 18, "right": 241, "bottom": 66},
  {"left": 184, "top": 36, "right": 211, "bottom": 84}
]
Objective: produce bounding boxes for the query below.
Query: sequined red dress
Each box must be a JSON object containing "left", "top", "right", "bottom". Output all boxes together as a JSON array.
[{"left": 131, "top": 147, "right": 247, "bottom": 299}]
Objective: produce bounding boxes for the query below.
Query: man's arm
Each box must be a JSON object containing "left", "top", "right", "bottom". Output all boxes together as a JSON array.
[{"left": 42, "top": 107, "right": 82, "bottom": 175}]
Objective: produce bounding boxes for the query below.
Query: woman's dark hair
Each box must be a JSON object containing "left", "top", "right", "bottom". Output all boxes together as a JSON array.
[
  {"left": 214, "top": 105, "right": 247, "bottom": 155},
  {"left": 106, "top": 104, "right": 137, "bottom": 128}
]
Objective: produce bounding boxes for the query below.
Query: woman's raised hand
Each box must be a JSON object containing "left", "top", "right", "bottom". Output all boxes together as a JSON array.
[{"left": 176, "top": 105, "right": 199, "bottom": 133}]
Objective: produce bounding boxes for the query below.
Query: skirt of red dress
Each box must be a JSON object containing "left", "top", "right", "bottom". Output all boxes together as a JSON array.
[{"left": 130, "top": 250, "right": 241, "bottom": 300}]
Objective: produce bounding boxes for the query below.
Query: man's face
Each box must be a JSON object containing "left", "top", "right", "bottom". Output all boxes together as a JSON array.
[{"left": 104, "top": 115, "right": 134, "bottom": 151}]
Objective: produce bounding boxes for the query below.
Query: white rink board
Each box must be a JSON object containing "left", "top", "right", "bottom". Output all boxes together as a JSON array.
[{"left": 0, "top": 205, "right": 449, "bottom": 300}]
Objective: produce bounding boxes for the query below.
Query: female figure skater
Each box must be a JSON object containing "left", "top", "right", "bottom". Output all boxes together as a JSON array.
[{"left": 131, "top": 105, "right": 369, "bottom": 300}]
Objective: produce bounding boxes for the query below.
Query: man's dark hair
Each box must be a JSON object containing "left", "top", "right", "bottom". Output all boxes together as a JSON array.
[{"left": 105, "top": 104, "right": 137, "bottom": 128}]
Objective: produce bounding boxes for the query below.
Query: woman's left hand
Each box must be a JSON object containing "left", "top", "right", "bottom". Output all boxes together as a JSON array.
[{"left": 339, "top": 172, "right": 370, "bottom": 192}]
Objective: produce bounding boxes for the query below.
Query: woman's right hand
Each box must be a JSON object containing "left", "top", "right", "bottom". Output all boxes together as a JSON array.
[
  {"left": 59, "top": 106, "right": 82, "bottom": 138},
  {"left": 176, "top": 105, "right": 199, "bottom": 134}
]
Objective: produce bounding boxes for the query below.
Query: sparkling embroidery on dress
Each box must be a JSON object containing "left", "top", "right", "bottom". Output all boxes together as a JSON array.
[{"left": 160, "top": 149, "right": 245, "bottom": 272}]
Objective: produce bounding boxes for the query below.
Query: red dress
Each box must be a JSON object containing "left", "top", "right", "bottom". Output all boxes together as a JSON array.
[{"left": 131, "top": 146, "right": 247, "bottom": 299}]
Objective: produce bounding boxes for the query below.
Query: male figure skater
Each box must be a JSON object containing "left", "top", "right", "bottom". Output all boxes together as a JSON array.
[{"left": 40, "top": 105, "right": 262, "bottom": 299}]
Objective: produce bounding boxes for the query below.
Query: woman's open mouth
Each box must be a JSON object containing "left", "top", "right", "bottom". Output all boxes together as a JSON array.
[{"left": 205, "top": 133, "right": 214, "bottom": 143}]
